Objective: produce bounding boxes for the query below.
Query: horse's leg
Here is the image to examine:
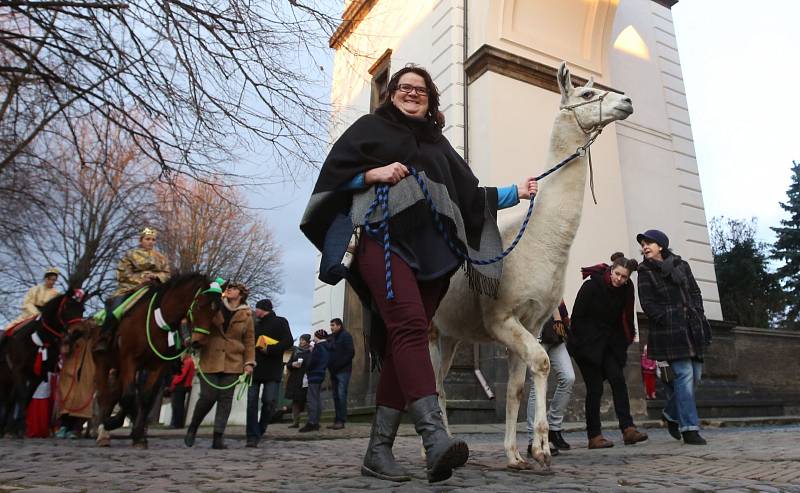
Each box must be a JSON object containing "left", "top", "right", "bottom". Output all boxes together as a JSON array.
[
  {"left": 131, "top": 367, "right": 164, "bottom": 449},
  {"left": 94, "top": 352, "right": 123, "bottom": 446},
  {"left": 486, "top": 313, "right": 551, "bottom": 469},
  {"left": 11, "top": 375, "right": 36, "bottom": 438}
]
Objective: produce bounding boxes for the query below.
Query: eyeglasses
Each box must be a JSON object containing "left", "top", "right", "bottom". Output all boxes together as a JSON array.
[{"left": 396, "top": 83, "right": 428, "bottom": 96}]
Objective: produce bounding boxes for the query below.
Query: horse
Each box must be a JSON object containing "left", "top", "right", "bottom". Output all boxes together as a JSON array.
[
  {"left": 92, "top": 273, "right": 222, "bottom": 448},
  {"left": 0, "top": 288, "right": 86, "bottom": 437}
]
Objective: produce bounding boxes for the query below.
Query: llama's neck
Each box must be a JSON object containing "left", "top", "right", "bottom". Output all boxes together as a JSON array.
[{"left": 525, "top": 112, "right": 592, "bottom": 249}]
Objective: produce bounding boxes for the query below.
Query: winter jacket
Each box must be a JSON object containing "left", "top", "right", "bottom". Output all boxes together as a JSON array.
[
  {"left": 637, "top": 253, "right": 711, "bottom": 362},
  {"left": 252, "top": 312, "right": 293, "bottom": 382},
  {"left": 328, "top": 329, "right": 355, "bottom": 374},
  {"left": 568, "top": 273, "right": 632, "bottom": 366},
  {"left": 307, "top": 340, "right": 332, "bottom": 384},
  {"left": 285, "top": 346, "right": 311, "bottom": 400},
  {"left": 196, "top": 299, "right": 256, "bottom": 374}
]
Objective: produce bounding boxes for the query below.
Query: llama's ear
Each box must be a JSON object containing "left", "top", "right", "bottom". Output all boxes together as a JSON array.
[
  {"left": 585, "top": 76, "right": 595, "bottom": 88},
  {"left": 557, "top": 62, "right": 574, "bottom": 104}
]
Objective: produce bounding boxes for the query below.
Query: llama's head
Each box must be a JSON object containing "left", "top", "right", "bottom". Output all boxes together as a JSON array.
[{"left": 557, "top": 62, "right": 633, "bottom": 133}]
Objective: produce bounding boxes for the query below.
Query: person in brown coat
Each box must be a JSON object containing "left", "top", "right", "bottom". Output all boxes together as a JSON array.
[{"left": 184, "top": 281, "right": 255, "bottom": 449}]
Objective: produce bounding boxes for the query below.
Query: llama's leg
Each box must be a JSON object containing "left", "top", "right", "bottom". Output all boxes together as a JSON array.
[
  {"left": 488, "top": 315, "right": 551, "bottom": 469},
  {"left": 432, "top": 334, "right": 460, "bottom": 435}
]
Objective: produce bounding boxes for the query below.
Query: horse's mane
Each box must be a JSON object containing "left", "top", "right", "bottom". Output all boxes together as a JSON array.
[
  {"left": 154, "top": 272, "right": 210, "bottom": 295},
  {"left": 38, "top": 291, "right": 69, "bottom": 319}
]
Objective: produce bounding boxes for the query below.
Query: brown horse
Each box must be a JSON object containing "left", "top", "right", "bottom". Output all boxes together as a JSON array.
[
  {"left": 0, "top": 289, "right": 86, "bottom": 437},
  {"left": 92, "top": 273, "right": 222, "bottom": 448}
]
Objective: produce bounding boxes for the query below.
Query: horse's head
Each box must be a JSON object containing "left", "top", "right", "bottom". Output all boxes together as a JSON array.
[
  {"left": 40, "top": 287, "right": 86, "bottom": 333},
  {"left": 188, "top": 279, "right": 224, "bottom": 350},
  {"left": 557, "top": 62, "right": 633, "bottom": 133}
]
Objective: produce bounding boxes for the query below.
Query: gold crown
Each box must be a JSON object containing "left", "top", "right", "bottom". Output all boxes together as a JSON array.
[{"left": 140, "top": 227, "right": 158, "bottom": 238}]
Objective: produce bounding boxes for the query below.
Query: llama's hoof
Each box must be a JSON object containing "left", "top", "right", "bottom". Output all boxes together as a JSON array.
[
  {"left": 507, "top": 460, "right": 528, "bottom": 471},
  {"left": 532, "top": 450, "right": 552, "bottom": 468}
]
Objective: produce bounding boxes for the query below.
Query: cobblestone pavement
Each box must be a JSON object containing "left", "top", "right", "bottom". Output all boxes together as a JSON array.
[{"left": 0, "top": 423, "right": 798, "bottom": 492}]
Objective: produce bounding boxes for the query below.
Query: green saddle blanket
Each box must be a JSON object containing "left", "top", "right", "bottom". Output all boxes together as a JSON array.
[{"left": 92, "top": 286, "right": 150, "bottom": 325}]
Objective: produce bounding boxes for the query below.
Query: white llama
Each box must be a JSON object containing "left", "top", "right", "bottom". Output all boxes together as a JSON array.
[{"left": 430, "top": 62, "right": 634, "bottom": 470}]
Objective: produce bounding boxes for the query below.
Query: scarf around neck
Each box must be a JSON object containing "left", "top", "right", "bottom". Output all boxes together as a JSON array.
[
  {"left": 300, "top": 105, "right": 503, "bottom": 296},
  {"left": 581, "top": 263, "right": 635, "bottom": 344}
]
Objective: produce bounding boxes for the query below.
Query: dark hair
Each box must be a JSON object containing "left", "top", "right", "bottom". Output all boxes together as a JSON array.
[
  {"left": 223, "top": 281, "right": 249, "bottom": 304},
  {"left": 610, "top": 252, "right": 638, "bottom": 273},
  {"left": 379, "top": 64, "right": 445, "bottom": 129},
  {"left": 330, "top": 318, "right": 343, "bottom": 328}
]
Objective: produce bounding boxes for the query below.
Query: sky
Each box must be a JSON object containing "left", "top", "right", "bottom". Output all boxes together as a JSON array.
[{"left": 255, "top": 0, "right": 799, "bottom": 337}]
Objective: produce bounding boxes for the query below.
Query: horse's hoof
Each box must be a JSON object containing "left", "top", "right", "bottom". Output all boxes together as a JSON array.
[
  {"left": 132, "top": 441, "right": 148, "bottom": 450},
  {"left": 96, "top": 437, "right": 110, "bottom": 447}
]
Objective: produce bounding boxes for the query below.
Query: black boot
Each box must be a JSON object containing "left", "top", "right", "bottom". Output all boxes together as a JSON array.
[
  {"left": 184, "top": 424, "right": 198, "bottom": 447},
  {"left": 681, "top": 430, "right": 707, "bottom": 445},
  {"left": 408, "top": 395, "right": 469, "bottom": 483},
  {"left": 549, "top": 430, "right": 571, "bottom": 450},
  {"left": 361, "top": 406, "right": 411, "bottom": 482},
  {"left": 212, "top": 431, "right": 227, "bottom": 449}
]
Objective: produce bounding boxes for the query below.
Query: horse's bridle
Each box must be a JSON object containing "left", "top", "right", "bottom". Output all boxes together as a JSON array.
[{"left": 40, "top": 294, "right": 85, "bottom": 339}]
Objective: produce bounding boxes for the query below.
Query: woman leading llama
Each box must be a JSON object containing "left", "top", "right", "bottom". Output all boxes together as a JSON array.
[{"left": 301, "top": 65, "right": 538, "bottom": 483}]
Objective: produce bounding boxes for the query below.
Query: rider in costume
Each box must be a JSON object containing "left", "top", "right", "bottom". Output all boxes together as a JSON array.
[
  {"left": 7, "top": 268, "right": 61, "bottom": 328},
  {"left": 95, "top": 227, "right": 170, "bottom": 351}
]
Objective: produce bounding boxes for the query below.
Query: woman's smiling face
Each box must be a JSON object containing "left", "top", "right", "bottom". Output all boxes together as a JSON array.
[{"left": 391, "top": 72, "right": 429, "bottom": 118}]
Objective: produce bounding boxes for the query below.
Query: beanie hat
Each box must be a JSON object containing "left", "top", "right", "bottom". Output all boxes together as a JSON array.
[
  {"left": 314, "top": 329, "right": 328, "bottom": 339},
  {"left": 636, "top": 229, "right": 669, "bottom": 250},
  {"left": 256, "top": 299, "right": 273, "bottom": 311}
]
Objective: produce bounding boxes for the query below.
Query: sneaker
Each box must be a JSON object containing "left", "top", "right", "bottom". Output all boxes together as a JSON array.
[
  {"left": 526, "top": 442, "right": 559, "bottom": 458},
  {"left": 326, "top": 422, "right": 345, "bottom": 430},
  {"left": 287, "top": 423, "right": 299, "bottom": 429},
  {"left": 55, "top": 426, "right": 68, "bottom": 439},
  {"left": 588, "top": 435, "right": 614, "bottom": 449},
  {"left": 549, "top": 430, "right": 571, "bottom": 450},
  {"left": 681, "top": 431, "right": 707, "bottom": 445},
  {"left": 622, "top": 426, "right": 648, "bottom": 445},
  {"left": 298, "top": 423, "right": 319, "bottom": 433},
  {"left": 662, "top": 416, "right": 681, "bottom": 441}
]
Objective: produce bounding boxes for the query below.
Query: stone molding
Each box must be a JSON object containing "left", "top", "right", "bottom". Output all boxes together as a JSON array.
[
  {"left": 652, "top": 0, "right": 679, "bottom": 8},
  {"left": 464, "top": 44, "right": 619, "bottom": 94},
  {"left": 329, "top": 0, "right": 378, "bottom": 49}
]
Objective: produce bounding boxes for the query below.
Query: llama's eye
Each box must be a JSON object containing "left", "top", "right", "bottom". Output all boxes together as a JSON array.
[{"left": 582, "top": 91, "right": 595, "bottom": 99}]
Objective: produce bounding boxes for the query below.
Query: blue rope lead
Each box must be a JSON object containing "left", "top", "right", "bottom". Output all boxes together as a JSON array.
[{"left": 363, "top": 151, "right": 582, "bottom": 300}]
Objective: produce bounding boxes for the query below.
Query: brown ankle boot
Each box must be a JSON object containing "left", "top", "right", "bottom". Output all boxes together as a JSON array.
[
  {"left": 622, "top": 426, "right": 648, "bottom": 445},
  {"left": 588, "top": 435, "right": 614, "bottom": 449}
]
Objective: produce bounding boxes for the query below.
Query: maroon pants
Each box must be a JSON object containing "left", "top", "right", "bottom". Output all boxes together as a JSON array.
[{"left": 357, "top": 237, "right": 450, "bottom": 410}]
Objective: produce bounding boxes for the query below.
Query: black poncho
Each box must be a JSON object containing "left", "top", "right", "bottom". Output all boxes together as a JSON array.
[{"left": 300, "top": 105, "right": 504, "bottom": 295}]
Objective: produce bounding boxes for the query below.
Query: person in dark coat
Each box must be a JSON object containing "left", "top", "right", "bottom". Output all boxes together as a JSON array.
[
  {"left": 300, "top": 329, "right": 332, "bottom": 433},
  {"left": 327, "top": 318, "right": 355, "bottom": 429},
  {"left": 246, "top": 299, "right": 293, "bottom": 447},
  {"left": 285, "top": 334, "right": 311, "bottom": 428},
  {"left": 568, "top": 252, "right": 648, "bottom": 449},
  {"left": 636, "top": 229, "right": 711, "bottom": 445}
]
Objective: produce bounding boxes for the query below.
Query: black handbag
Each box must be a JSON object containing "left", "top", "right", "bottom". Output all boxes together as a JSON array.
[
  {"left": 658, "top": 362, "right": 676, "bottom": 384},
  {"left": 318, "top": 212, "right": 359, "bottom": 286}
]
